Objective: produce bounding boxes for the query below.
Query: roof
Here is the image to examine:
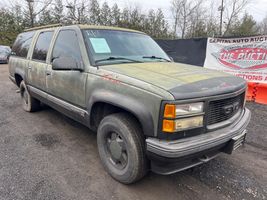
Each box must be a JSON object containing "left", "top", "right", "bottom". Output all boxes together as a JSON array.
[
  {"left": 24, "top": 24, "right": 144, "bottom": 34},
  {"left": 78, "top": 24, "right": 144, "bottom": 34},
  {"left": 24, "top": 24, "right": 62, "bottom": 31}
]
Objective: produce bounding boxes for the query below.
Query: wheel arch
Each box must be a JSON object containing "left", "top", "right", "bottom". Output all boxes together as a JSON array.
[
  {"left": 14, "top": 68, "right": 26, "bottom": 87},
  {"left": 14, "top": 74, "right": 23, "bottom": 87},
  {"left": 88, "top": 90, "right": 155, "bottom": 137}
]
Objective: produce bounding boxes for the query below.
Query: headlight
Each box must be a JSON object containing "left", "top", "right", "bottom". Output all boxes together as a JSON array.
[
  {"left": 162, "top": 102, "right": 204, "bottom": 133},
  {"left": 163, "top": 116, "right": 204, "bottom": 132},
  {"left": 164, "top": 102, "right": 204, "bottom": 118},
  {"left": 176, "top": 102, "right": 204, "bottom": 115}
]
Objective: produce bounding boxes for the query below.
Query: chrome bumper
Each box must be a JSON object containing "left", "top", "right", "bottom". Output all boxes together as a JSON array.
[{"left": 146, "top": 108, "right": 251, "bottom": 158}]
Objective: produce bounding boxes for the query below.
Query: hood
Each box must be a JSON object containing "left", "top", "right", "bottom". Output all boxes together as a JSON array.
[{"left": 100, "top": 62, "right": 247, "bottom": 99}]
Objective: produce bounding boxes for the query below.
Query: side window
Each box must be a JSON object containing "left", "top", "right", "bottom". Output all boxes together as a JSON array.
[
  {"left": 12, "top": 31, "right": 35, "bottom": 58},
  {"left": 52, "top": 30, "right": 82, "bottom": 63},
  {"left": 32, "top": 31, "right": 54, "bottom": 61}
]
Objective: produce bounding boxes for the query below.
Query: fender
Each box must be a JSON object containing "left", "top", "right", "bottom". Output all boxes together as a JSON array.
[{"left": 87, "top": 89, "right": 155, "bottom": 137}]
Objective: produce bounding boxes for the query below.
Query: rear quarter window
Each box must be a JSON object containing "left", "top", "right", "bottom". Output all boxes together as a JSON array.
[{"left": 12, "top": 31, "right": 35, "bottom": 58}]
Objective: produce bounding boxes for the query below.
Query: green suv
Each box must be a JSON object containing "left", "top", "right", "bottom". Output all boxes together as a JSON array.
[{"left": 9, "top": 24, "right": 251, "bottom": 184}]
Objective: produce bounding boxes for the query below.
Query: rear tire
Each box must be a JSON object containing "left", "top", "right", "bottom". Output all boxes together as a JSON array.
[
  {"left": 20, "top": 80, "right": 40, "bottom": 112},
  {"left": 97, "top": 113, "right": 148, "bottom": 184}
]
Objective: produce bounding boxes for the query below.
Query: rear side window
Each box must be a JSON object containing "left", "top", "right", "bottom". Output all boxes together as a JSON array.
[
  {"left": 32, "top": 31, "right": 54, "bottom": 61},
  {"left": 52, "top": 30, "right": 82, "bottom": 63},
  {"left": 12, "top": 31, "right": 35, "bottom": 58}
]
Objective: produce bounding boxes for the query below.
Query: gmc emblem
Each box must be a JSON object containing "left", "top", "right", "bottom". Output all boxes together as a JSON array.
[{"left": 222, "top": 102, "right": 240, "bottom": 115}]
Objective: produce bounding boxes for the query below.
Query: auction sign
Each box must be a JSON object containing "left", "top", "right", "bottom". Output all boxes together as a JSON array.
[{"left": 204, "top": 35, "right": 267, "bottom": 83}]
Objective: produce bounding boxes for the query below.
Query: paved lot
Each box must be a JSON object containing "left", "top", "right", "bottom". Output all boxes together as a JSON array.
[{"left": 0, "top": 64, "right": 266, "bottom": 200}]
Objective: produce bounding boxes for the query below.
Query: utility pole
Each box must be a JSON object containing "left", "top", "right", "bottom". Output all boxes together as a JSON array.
[{"left": 219, "top": 0, "right": 224, "bottom": 36}]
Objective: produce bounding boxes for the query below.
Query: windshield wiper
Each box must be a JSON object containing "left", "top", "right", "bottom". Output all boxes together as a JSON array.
[
  {"left": 95, "top": 56, "right": 142, "bottom": 64},
  {"left": 142, "top": 55, "right": 171, "bottom": 62}
]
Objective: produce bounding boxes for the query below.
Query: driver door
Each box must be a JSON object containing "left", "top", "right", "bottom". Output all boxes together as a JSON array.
[{"left": 46, "top": 29, "right": 87, "bottom": 108}]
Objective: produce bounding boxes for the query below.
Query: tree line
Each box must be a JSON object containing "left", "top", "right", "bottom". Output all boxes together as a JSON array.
[
  {"left": 0, "top": 0, "right": 267, "bottom": 46},
  {"left": 0, "top": 0, "right": 172, "bottom": 46},
  {"left": 171, "top": 0, "right": 267, "bottom": 38}
]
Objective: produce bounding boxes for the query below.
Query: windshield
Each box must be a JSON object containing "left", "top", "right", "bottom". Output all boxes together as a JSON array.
[{"left": 83, "top": 29, "right": 170, "bottom": 66}]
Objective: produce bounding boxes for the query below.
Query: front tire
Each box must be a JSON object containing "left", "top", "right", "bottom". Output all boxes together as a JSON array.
[
  {"left": 97, "top": 113, "right": 147, "bottom": 184},
  {"left": 20, "top": 80, "right": 40, "bottom": 112}
]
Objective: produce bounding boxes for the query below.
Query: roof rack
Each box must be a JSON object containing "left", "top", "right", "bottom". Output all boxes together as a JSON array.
[{"left": 24, "top": 23, "right": 63, "bottom": 32}]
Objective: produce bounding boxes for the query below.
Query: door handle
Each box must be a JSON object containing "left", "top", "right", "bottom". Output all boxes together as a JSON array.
[
  {"left": 46, "top": 71, "right": 51, "bottom": 76},
  {"left": 28, "top": 66, "right": 32, "bottom": 69}
]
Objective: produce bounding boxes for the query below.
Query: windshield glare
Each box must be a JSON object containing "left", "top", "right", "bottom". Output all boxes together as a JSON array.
[{"left": 83, "top": 29, "right": 170, "bottom": 65}]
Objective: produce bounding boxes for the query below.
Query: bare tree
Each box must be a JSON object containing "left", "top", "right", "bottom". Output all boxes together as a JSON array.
[
  {"left": 260, "top": 15, "right": 267, "bottom": 34},
  {"left": 171, "top": 0, "right": 204, "bottom": 38},
  {"left": 187, "top": 0, "right": 206, "bottom": 38},
  {"left": 52, "top": 0, "right": 64, "bottom": 24},
  {"left": 223, "top": 0, "right": 250, "bottom": 36},
  {"left": 171, "top": 0, "right": 182, "bottom": 38},
  {"left": 66, "top": 0, "right": 88, "bottom": 24},
  {"left": 206, "top": 0, "right": 219, "bottom": 37},
  {"left": 23, "top": 0, "right": 52, "bottom": 27}
]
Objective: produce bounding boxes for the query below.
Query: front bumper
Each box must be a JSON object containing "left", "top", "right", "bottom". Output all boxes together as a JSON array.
[{"left": 146, "top": 108, "right": 251, "bottom": 174}]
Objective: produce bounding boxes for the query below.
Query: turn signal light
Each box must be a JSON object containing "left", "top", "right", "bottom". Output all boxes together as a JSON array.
[
  {"left": 164, "top": 104, "right": 176, "bottom": 118},
  {"left": 162, "top": 119, "right": 175, "bottom": 133}
]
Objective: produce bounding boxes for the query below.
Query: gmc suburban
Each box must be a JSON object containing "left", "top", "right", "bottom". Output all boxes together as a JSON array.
[{"left": 8, "top": 24, "right": 251, "bottom": 184}]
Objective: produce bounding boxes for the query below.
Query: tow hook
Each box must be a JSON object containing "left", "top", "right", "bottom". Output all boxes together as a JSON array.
[{"left": 199, "top": 155, "right": 211, "bottom": 163}]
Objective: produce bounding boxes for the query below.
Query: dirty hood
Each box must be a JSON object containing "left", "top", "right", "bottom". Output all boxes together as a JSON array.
[{"left": 101, "top": 62, "right": 247, "bottom": 99}]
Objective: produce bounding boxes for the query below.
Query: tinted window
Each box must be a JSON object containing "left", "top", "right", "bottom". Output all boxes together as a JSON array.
[
  {"left": 32, "top": 31, "right": 54, "bottom": 61},
  {"left": 52, "top": 30, "right": 82, "bottom": 63},
  {"left": 12, "top": 31, "right": 35, "bottom": 58}
]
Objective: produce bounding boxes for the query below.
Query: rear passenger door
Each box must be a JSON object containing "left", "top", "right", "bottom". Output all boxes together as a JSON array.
[
  {"left": 27, "top": 31, "right": 54, "bottom": 92},
  {"left": 46, "top": 29, "right": 87, "bottom": 108}
]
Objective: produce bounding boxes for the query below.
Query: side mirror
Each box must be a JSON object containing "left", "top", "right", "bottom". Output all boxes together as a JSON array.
[{"left": 52, "top": 56, "right": 83, "bottom": 71}]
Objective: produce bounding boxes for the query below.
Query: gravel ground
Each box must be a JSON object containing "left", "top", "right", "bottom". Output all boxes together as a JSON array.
[{"left": 0, "top": 64, "right": 266, "bottom": 200}]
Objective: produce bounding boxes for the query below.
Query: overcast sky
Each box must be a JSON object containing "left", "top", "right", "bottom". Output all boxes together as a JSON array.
[{"left": 1, "top": 0, "right": 266, "bottom": 23}]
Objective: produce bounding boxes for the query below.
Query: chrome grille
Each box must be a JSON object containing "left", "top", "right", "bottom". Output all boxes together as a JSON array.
[{"left": 207, "top": 92, "right": 245, "bottom": 125}]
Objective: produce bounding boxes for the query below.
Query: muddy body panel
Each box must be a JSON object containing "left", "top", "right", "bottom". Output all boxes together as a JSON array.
[
  {"left": 8, "top": 24, "right": 250, "bottom": 179},
  {"left": 8, "top": 24, "right": 248, "bottom": 138}
]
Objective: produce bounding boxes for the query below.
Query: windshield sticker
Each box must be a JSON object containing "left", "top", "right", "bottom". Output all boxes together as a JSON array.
[
  {"left": 89, "top": 38, "right": 111, "bottom": 53},
  {"left": 86, "top": 30, "right": 99, "bottom": 37}
]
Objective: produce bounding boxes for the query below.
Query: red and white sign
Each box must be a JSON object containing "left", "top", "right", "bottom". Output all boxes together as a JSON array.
[{"left": 204, "top": 36, "right": 267, "bottom": 83}]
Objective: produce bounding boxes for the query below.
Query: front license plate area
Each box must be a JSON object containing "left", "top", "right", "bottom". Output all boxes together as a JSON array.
[{"left": 223, "top": 130, "right": 247, "bottom": 154}]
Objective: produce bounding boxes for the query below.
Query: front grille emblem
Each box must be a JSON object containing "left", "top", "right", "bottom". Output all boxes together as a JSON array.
[{"left": 222, "top": 101, "right": 240, "bottom": 115}]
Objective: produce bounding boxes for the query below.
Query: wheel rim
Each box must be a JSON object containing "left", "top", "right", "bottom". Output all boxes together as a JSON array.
[{"left": 106, "top": 132, "right": 128, "bottom": 170}]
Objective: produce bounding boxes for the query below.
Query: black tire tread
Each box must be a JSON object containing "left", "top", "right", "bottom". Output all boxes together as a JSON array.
[
  {"left": 115, "top": 113, "right": 147, "bottom": 183},
  {"left": 98, "top": 112, "right": 148, "bottom": 184},
  {"left": 20, "top": 81, "right": 40, "bottom": 112}
]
